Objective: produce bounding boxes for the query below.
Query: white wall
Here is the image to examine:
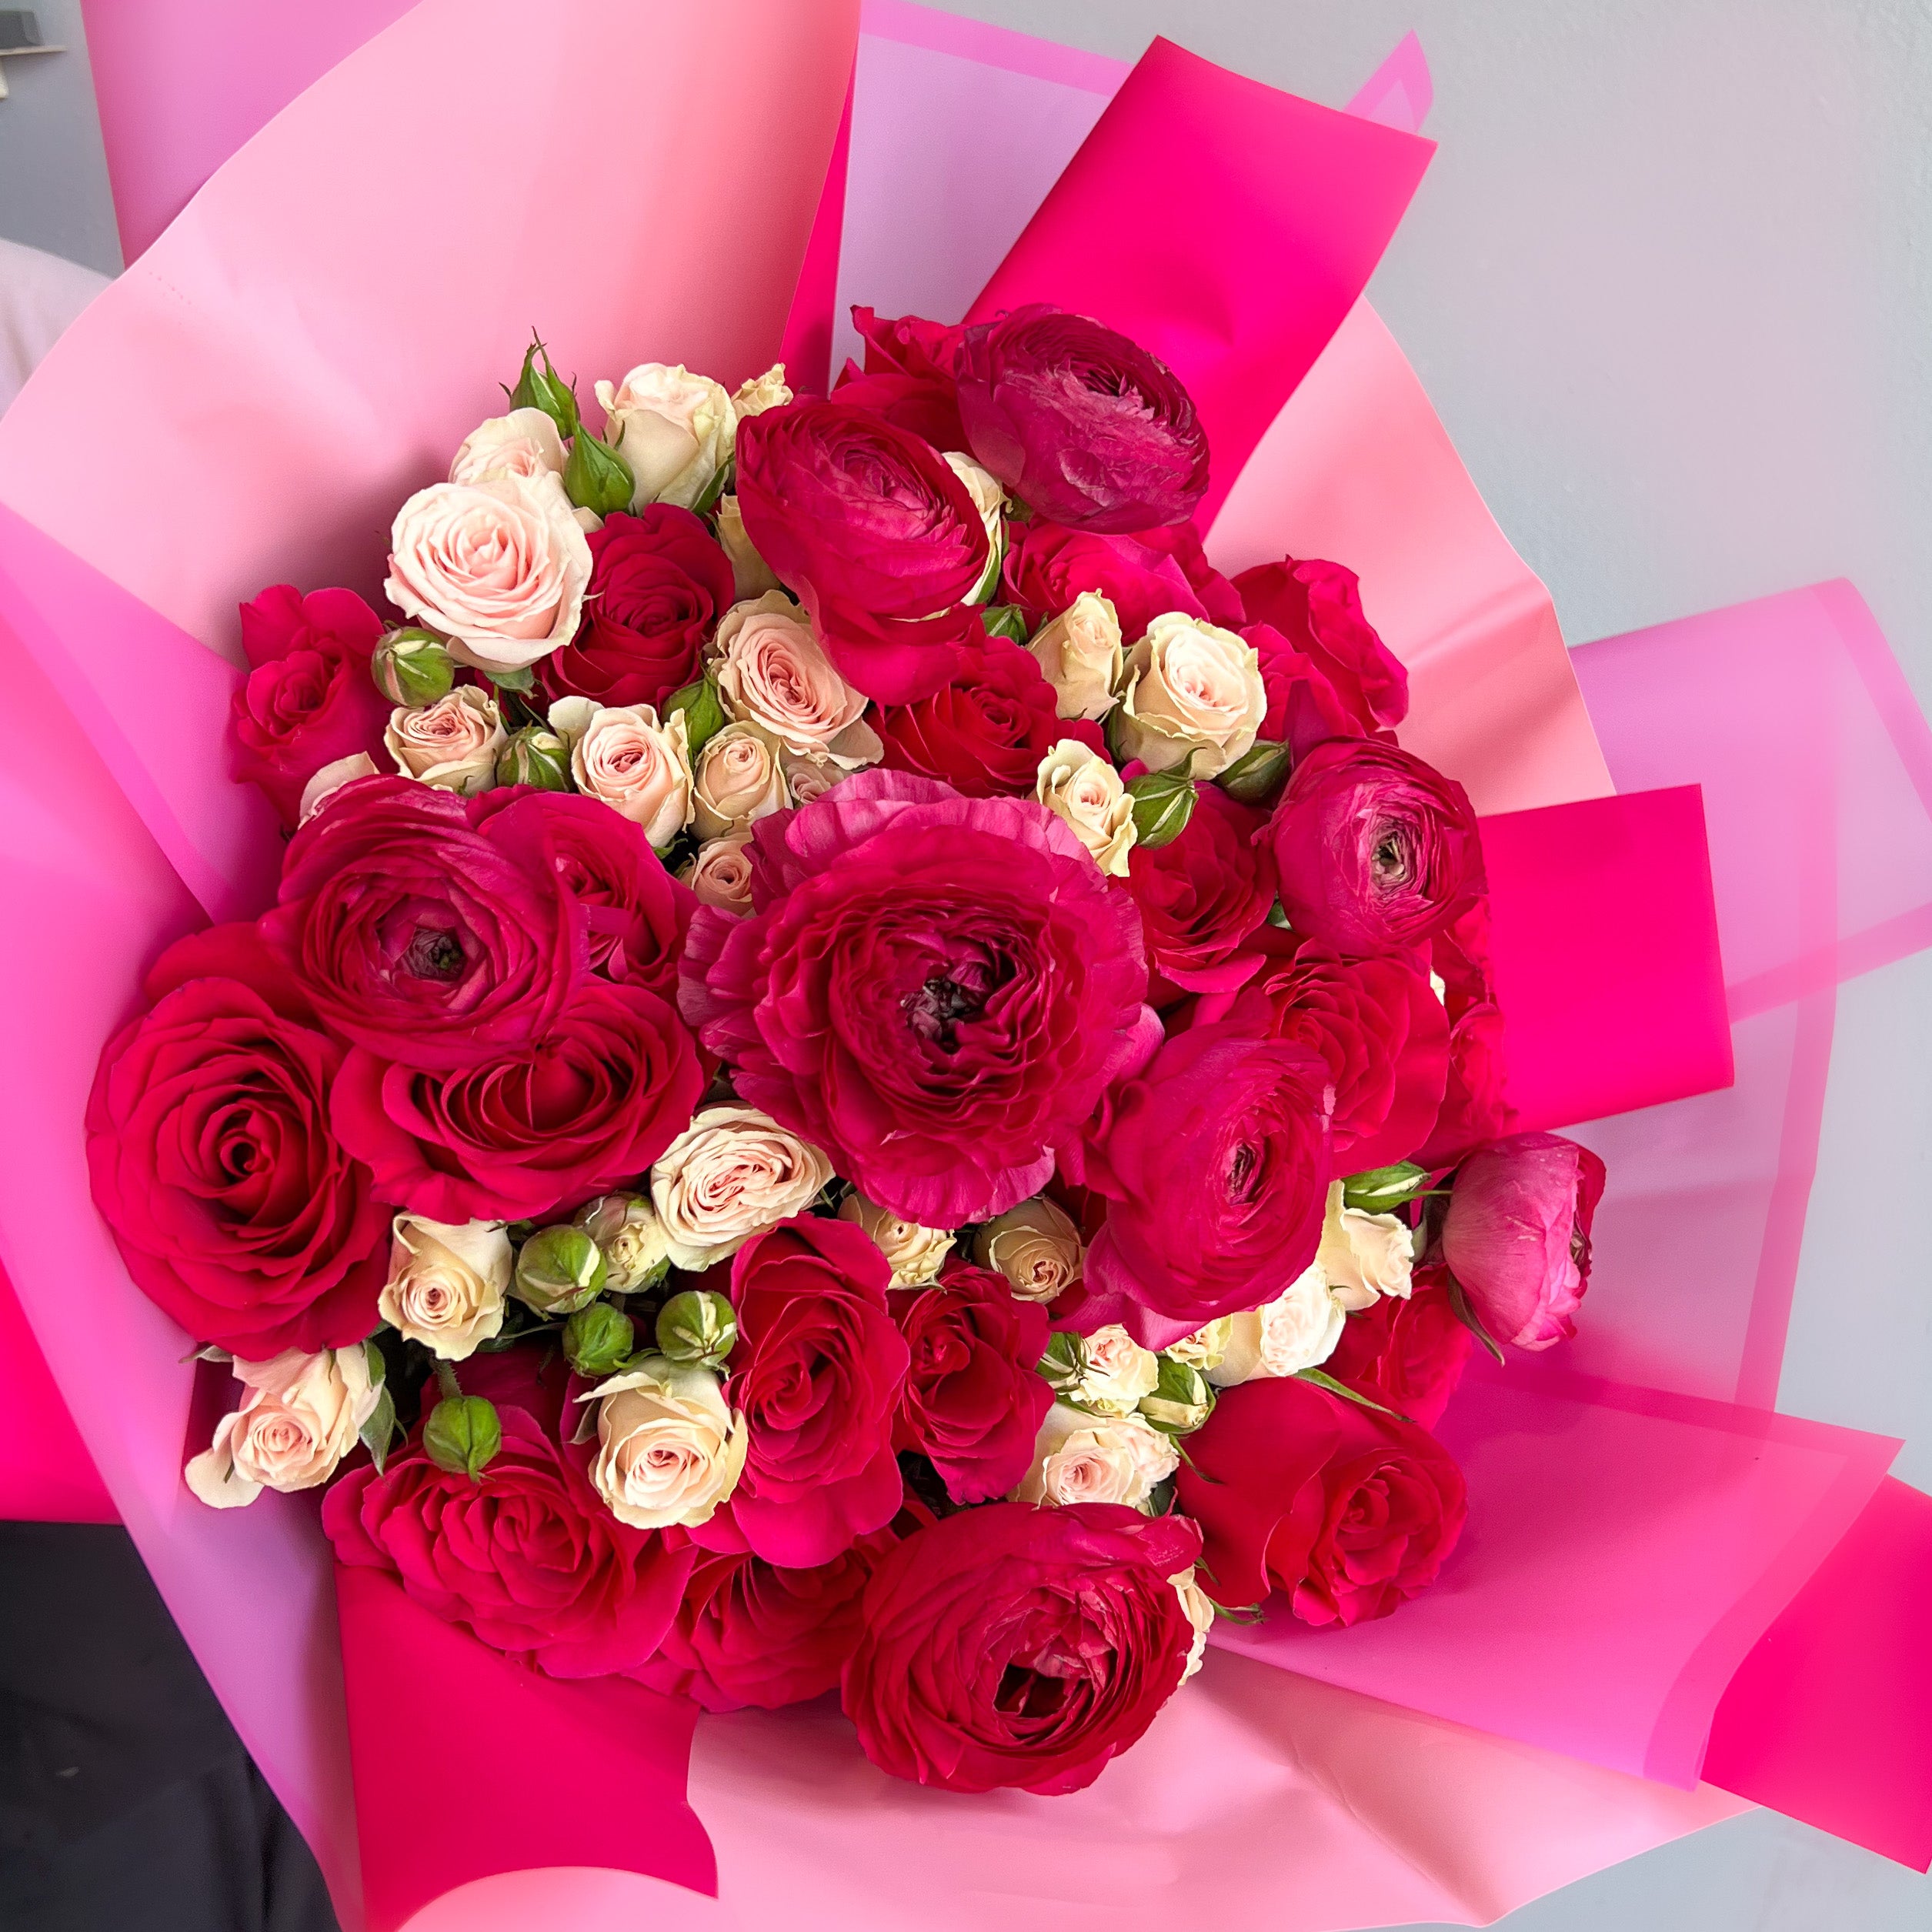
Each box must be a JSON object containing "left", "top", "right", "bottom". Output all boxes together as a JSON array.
[{"left": 0, "top": 0, "right": 121, "bottom": 273}]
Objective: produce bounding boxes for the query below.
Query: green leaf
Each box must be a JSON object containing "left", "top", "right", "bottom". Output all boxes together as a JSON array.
[
  {"left": 358, "top": 1381, "right": 399, "bottom": 1476},
  {"left": 1265, "top": 899, "right": 1293, "bottom": 929},
  {"left": 978, "top": 602, "right": 1029, "bottom": 643},
  {"left": 691, "top": 456, "right": 736, "bottom": 519},
  {"left": 1216, "top": 738, "right": 1291, "bottom": 805},
  {"left": 1446, "top": 1276, "right": 1507, "bottom": 1366},
  {"left": 1341, "top": 1161, "right": 1433, "bottom": 1214},
  {"left": 1295, "top": 1366, "right": 1413, "bottom": 1423},
  {"left": 663, "top": 676, "right": 727, "bottom": 757},
  {"left": 1125, "top": 767, "right": 1196, "bottom": 849},
  {"left": 482, "top": 663, "right": 537, "bottom": 693}
]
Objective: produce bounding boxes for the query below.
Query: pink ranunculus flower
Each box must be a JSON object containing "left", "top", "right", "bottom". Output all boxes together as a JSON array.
[
  {"left": 1440, "top": 1131, "right": 1608, "bottom": 1349},
  {"left": 385, "top": 472, "right": 592, "bottom": 672},
  {"left": 679, "top": 769, "right": 1160, "bottom": 1227}
]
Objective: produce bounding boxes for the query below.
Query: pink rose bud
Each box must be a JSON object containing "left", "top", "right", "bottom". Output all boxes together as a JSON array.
[{"left": 1440, "top": 1132, "right": 1608, "bottom": 1350}]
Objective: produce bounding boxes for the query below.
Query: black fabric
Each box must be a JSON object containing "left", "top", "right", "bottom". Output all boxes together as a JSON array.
[{"left": 0, "top": 1522, "right": 339, "bottom": 1932}]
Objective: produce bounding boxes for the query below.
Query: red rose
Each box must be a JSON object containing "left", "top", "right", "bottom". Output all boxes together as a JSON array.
[
  {"left": 874, "top": 639, "right": 1099, "bottom": 798},
  {"left": 1206, "top": 929, "right": 1450, "bottom": 1172},
  {"left": 956, "top": 305, "right": 1209, "bottom": 532},
  {"left": 1003, "top": 519, "right": 1208, "bottom": 640},
  {"left": 265, "top": 776, "right": 581, "bottom": 1071},
  {"left": 1233, "top": 557, "right": 1410, "bottom": 732},
  {"left": 830, "top": 307, "right": 968, "bottom": 451},
  {"left": 680, "top": 772, "right": 1158, "bottom": 1227},
  {"left": 1123, "top": 782, "right": 1276, "bottom": 997},
  {"left": 1176, "top": 1375, "right": 1467, "bottom": 1627},
  {"left": 1441, "top": 1131, "right": 1607, "bottom": 1350},
  {"left": 1266, "top": 739, "right": 1484, "bottom": 956},
  {"left": 1076, "top": 1019, "right": 1333, "bottom": 1346},
  {"left": 85, "top": 923, "right": 385, "bottom": 1356},
  {"left": 1244, "top": 623, "right": 1370, "bottom": 762},
  {"left": 842, "top": 1501, "right": 1201, "bottom": 1794},
  {"left": 703, "top": 1217, "right": 909, "bottom": 1568},
  {"left": 533, "top": 507, "right": 735, "bottom": 711},
  {"left": 1415, "top": 904, "right": 1511, "bottom": 1166},
  {"left": 228, "top": 585, "right": 389, "bottom": 828},
  {"left": 632, "top": 1535, "right": 893, "bottom": 1712},
  {"left": 1326, "top": 1265, "right": 1472, "bottom": 1429},
  {"left": 472, "top": 787, "right": 695, "bottom": 1004},
  {"left": 889, "top": 1263, "right": 1053, "bottom": 1504},
  {"left": 330, "top": 976, "right": 705, "bottom": 1223},
  {"left": 324, "top": 1352, "right": 692, "bottom": 1677},
  {"left": 736, "top": 400, "right": 990, "bottom": 703},
  {"left": 1130, "top": 522, "right": 1245, "bottom": 629}
]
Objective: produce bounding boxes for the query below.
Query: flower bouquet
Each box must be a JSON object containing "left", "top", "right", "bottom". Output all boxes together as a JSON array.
[{"left": 2, "top": 3, "right": 1928, "bottom": 1929}]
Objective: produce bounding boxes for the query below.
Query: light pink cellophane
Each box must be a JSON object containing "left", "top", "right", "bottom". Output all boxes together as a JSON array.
[{"left": 0, "top": 1, "right": 1925, "bottom": 1925}]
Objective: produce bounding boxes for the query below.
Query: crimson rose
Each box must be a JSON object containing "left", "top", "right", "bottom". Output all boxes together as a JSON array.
[
  {"left": 956, "top": 305, "right": 1208, "bottom": 532},
  {"left": 1266, "top": 739, "right": 1484, "bottom": 956},
  {"left": 842, "top": 1502, "right": 1201, "bottom": 1794},
  {"left": 1416, "top": 905, "right": 1511, "bottom": 1166},
  {"left": 681, "top": 771, "right": 1158, "bottom": 1227},
  {"left": 1003, "top": 519, "right": 1207, "bottom": 641},
  {"left": 735, "top": 400, "right": 990, "bottom": 703},
  {"left": 1326, "top": 1266, "right": 1472, "bottom": 1429},
  {"left": 228, "top": 585, "right": 389, "bottom": 828},
  {"left": 534, "top": 506, "right": 735, "bottom": 710},
  {"left": 632, "top": 1536, "right": 893, "bottom": 1712},
  {"left": 703, "top": 1217, "right": 909, "bottom": 1568},
  {"left": 1123, "top": 782, "right": 1276, "bottom": 997},
  {"left": 831, "top": 307, "right": 968, "bottom": 452},
  {"left": 890, "top": 1263, "right": 1053, "bottom": 1503},
  {"left": 874, "top": 639, "right": 1099, "bottom": 798},
  {"left": 86, "top": 923, "right": 386, "bottom": 1356},
  {"left": 1177, "top": 1375, "right": 1467, "bottom": 1627},
  {"left": 265, "top": 776, "right": 580, "bottom": 1070},
  {"left": 1233, "top": 556, "right": 1409, "bottom": 732}
]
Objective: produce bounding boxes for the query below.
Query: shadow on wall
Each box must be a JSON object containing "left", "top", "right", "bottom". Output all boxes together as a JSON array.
[{"left": 0, "top": 0, "right": 121, "bottom": 275}]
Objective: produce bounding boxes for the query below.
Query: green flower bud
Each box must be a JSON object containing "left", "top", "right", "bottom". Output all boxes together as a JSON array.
[
  {"left": 655, "top": 1289, "right": 736, "bottom": 1370},
  {"left": 496, "top": 726, "right": 572, "bottom": 791},
  {"left": 571, "top": 1193, "right": 672, "bottom": 1293},
  {"left": 507, "top": 334, "right": 579, "bottom": 440},
  {"left": 563, "top": 1301, "right": 636, "bottom": 1379},
  {"left": 1139, "top": 1355, "right": 1216, "bottom": 1435},
  {"left": 513, "top": 1225, "right": 607, "bottom": 1316},
  {"left": 978, "top": 602, "right": 1029, "bottom": 643},
  {"left": 1036, "top": 1330, "right": 1086, "bottom": 1396},
  {"left": 1125, "top": 768, "right": 1196, "bottom": 849},
  {"left": 662, "top": 676, "right": 727, "bottom": 759},
  {"left": 1342, "top": 1161, "right": 1433, "bottom": 1213},
  {"left": 1216, "top": 739, "right": 1291, "bottom": 806},
  {"left": 564, "top": 427, "right": 635, "bottom": 518},
  {"left": 371, "top": 627, "right": 455, "bottom": 706},
  {"left": 422, "top": 1394, "right": 501, "bottom": 1480}
]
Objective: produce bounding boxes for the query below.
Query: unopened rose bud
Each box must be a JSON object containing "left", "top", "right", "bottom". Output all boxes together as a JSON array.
[
  {"left": 1216, "top": 738, "right": 1291, "bottom": 806},
  {"left": 978, "top": 603, "right": 1029, "bottom": 643},
  {"left": 1124, "top": 766, "right": 1196, "bottom": 848},
  {"left": 655, "top": 1289, "right": 736, "bottom": 1370},
  {"left": 496, "top": 725, "right": 572, "bottom": 790},
  {"left": 371, "top": 628, "right": 455, "bottom": 706},
  {"left": 1341, "top": 1161, "right": 1433, "bottom": 1214},
  {"left": 508, "top": 334, "right": 580, "bottom": 439},
  {"left": 513, "top": 1225, "right": 607, "bottom": 1315},
  {"left": 422, "top": 1393, "right": 501, "bottom": 1480},
  {"left": 563, "top": 427, "right": 636, "bottom": 517},
  {"left": 571, "top": 1193, "right": 671, "bottom": 1293},
  {"left": 1138, "top": 1355, "right": 1215, "bottom": 1435},
  {"left": 563, "top": 1301, "right": 636, "bottom": 1379}
]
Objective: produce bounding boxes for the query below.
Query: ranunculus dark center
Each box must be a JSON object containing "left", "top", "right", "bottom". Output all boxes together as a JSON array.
[
  {"left": 1226, "top": 1140, "right": 1260, "bottom": 1200},
  {"left": 995, "top": 1663, "right": 1072, "bottom": 1720},
  {"left": 1370, "top": 828, "right": 1413, "bottom": 887},
  {"left": 905, "top": 960, "right": 997, "bottom": 1052},
  {"left": 403, "top": 924, "right": 469, "bottom": 982}
]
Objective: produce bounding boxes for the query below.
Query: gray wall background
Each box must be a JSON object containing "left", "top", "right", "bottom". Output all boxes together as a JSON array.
[{"left": 2, "top": 2, "right": 1928, "bottom": 1927}]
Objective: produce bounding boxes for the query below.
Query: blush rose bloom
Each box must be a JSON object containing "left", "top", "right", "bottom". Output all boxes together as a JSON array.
[
  {"left": 1314, "top": 1180, "right": 1416, "bottom": 1311},
  {"left": 299, "top": 753, "right": 378, "bottom": 823},
  {"left": 691, "top": 722, "right": 790, "bottom": 840},
  {"left": 385, "top": 472, "right": 592, "bottom": 672},
  {"left": 586, "top": 1356, "right": 748, "bottom": 1530},
  {"left": 1441, "top": 1131, "right": 1607, "bottom": 1349},
  {"left": 186, "top": 1347, "right": 379, "bottom": 1509},
  {"left": 649, "top": 1105, "right": 835, "bottom": 1270},
  {"left": 839, "top": 1192, "right": 955, "bottom": 1288},
  {"left": 1063, "top": 1324, "right": 1160, "bottom": 1416},
  {"left": 1015, "top": 1403, "right": 1177, "bottom": 1510},
  {"left": 1028, "top": 590, "right": 1123, "bottom": 721},
  {"left": 973, "top": 1194, "right": 1083, "bottom": 1303},
  {"left": 1035, "top": 739, "right": 1135, "bottom": 877},
  {"left": 711, "top": 592, "right": 882, "bottom": 766},
  {"left": 596, "top": 362, "right": 736, "bottom": 511},
  {"left": 377, "top": 1213, "right": 510, "bottom": 1359},
  {"left": 1113, "top": 612, "right": 1266, "bottom": 778},
  {"left": 551, "top": 696, "right": 694, "bottom": 846},
  {"left": 449, "top": 407, "right": 568, "bottom": 486},
  {"left": 841, "top": 1502, "right": 1202, "bottom": 1794},
  {"left": 1206, "top": 1265, "right": 1345, "bottom": 1386},
  {"left": 383, "top": 685, "right": 506, "bottom": 796},
  {"left": 681, "top": 834, "right": 756, "bottom": 913}
]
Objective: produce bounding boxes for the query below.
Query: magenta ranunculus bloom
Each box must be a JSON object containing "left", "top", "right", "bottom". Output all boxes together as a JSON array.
[
  {"left": 680, "top": 770, "right": 1160, "bottom": 1227},
  {"left": 841, "top": 1501, "right": 1200, "bottom": 1795},
  {"left": 702, "top": 1216, "right": 909, "bottom": 1569},
  {"left": 889, "top": 1263, "right": 1053, "bottom": 1504},
  {"left": 956, "top": 304, "right": 1210, "bottom": 532},
  {"left": 1078, "top": 1018, "right": 1333, "bottom": 1342},
  {"left": 265, "top": 775, "right": 583, "bottom": 1071},
  {"left": 1266, "top": 739, "right": 1484, "bottom": 956},
  {"left": 1233, "top": 556, "right": 1410, "bottom": 733},
  {"left": 1441, "top": 1130, "right": 1608, "bottom": 1350},
  {"left": 735, "top": 399, "right": 990, "bottom": 704},
  {"left": 229, "top": 584, "right": 390, "bottom": 829},
  {"left": 534, "top": 505, "right": 736, "bottom": 712}
]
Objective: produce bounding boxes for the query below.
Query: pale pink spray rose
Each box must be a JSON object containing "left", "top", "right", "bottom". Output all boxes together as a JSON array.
[
  {"left": 383, "top": 686, "right": 506, "bottom": 796},
  {"left": 185, "top": 1348, "right": 379, "bottom": 1509},
  {"left": 711, "top": 592, "right": 882, "bottom": 766},
  {"left": 596, "top": 362, "right": 735, "bottom": 511},
  {"left": 549, "top": 696, "right": 694, "bottom": 846},
  {"left": 649, "top": 1104, "right": 835, "bottom": 1270},
  {"left": 690, "top": 722, "right": 790, "bottom": 841},
  {"left": 449, "top": 407, "right": 568, "bottom": 486},
  {"left": 681, "top": 834, "right": 756, "bottom": 913}
]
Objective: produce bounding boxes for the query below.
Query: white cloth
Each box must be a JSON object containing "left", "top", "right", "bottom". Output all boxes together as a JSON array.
[{"left": 0, "top": 235, "right": 110, "bottom": 415}]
